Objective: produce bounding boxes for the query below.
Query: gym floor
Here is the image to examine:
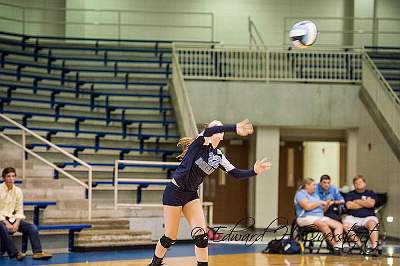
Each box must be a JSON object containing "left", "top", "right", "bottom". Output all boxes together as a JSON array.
[{"left": 1, "top": 242, "right": 399, "bottom": 265}]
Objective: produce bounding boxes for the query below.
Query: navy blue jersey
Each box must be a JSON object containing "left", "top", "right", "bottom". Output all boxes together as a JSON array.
[
  {"left": 172, "top": 125, "right": 256, "bottom": 192},
  {"left": 345, "top": 190, "right": 377, "bottom": 218}
]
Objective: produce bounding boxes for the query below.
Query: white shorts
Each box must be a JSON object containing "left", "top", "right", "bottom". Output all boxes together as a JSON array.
[
  {"left": 297, "top": 215, "right": 331, "bottom": 227},
  {"left": 342, "top": 215, "right": 379, "bottom": 227}
]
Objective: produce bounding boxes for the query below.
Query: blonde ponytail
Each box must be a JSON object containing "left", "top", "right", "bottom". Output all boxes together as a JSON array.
[
  {"left": 176, "top": 137, "right": 195, "bottom": 160},
  {"left": 176, "top": 120, "right": 222, "bottom": 160}
]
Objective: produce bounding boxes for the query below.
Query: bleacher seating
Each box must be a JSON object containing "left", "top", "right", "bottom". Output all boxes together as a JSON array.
[
  {"left": 0, "top": 31, "right": 181, "bottom": 188},
  {"left": 21, "top": 201, "right": 92, "bottom": 252},
  {"left": 366, "top": 46, "right": 400, "bottom": 98},
  {"left": 0, "top": 30, "right": 183, "bottom": 249}
]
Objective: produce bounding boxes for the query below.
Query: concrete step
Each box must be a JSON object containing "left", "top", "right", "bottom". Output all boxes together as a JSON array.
[
  {"left": 0, "top": 157, "right": 56, "bottom": 179},
  {"left": 72, "top": 222, "right": 152, "bottom": 245},
  {"left": 22, "top": 186, "right": 85, "bottom": 200},
  {"left": 76, "top": 235, "right": 151, "bottom": 245},
  {"left": 74, "top": 239, "right": 153, "bottom": 248},
  {"left": 21, "top": 178, "right": 63, "bottom": 189},
  {"left": 43, "top": 206, "right": 164, "bottom": 220},
  {"left": 77, "top": 228, "right": 150, "bottom": 237},
  {"left": 52, "top": 199, "right": 89, "bottom": 209}
]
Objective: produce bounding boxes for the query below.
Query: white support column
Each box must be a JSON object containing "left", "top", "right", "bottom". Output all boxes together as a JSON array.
[
  {"left": 346, "top": 129, "right": 358, "bottom": 187},
  {"left": 254, "top": 126, "right": 280, "bottom": 228}
]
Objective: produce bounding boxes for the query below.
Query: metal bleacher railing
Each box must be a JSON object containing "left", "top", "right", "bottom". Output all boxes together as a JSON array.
[
  {"left": 0, "top": 30, "right": 176, "bottom": 222},
  {"left": 174, "top": 43, "right": 363, "bottom": 82},
  {"left": 0, "top": 113, "right": 94, "bottom": 221}
]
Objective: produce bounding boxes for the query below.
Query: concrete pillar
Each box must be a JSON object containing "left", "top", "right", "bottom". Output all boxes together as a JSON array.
[
  {"left": 254, "top": 126, "right": 280, "bottom": 228},
  {"left": 346, "top": 129, "right": 358, "bottom": 187},
  {"left": 343, "top": 0, "right": 354, "bottom": 46}
]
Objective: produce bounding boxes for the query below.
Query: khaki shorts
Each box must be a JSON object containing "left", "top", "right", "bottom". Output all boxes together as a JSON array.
[
  {"left": 297, "top": 215, "right": 331, "bottom": 227},
  {"left": 342, "top": 215, "right": 379, "bottom": 227}
]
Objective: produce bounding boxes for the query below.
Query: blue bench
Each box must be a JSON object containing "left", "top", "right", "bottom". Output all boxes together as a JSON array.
[
  {"left": 21, "top": 224, "right": 92, "bottom": 252},
  {"left": 385, "top": 76, "right": 400, "bottom": 81},
  {"left": 0, "top": 31, "right": 172, "bottom": 60},
  {"left": 55, "top": 163, "right": 177, "bottom": 196},
  {"left": 0, "top": 35, "right": 172, "bottom": 68},
  {"left": 26, "top": 143, "right": 179, "bottom": 160},
  {"left": 0, "top": 30, "right": 172, "bottom": 49},
  {"left": 23, "top": 201, "right": 57, "bottom": 226},
  {"left": 56, "top": 161, "right": 178, "bottom": 169},
  {"left": 0, "top": 81, "right": 171, "bottom": 114},
  {"left": 371, "top": 65, "right": 400, "bottom": 70},
  {"left": 0, "top": 199, "right": 92, "bottom": 252},
  {"left": 0, "top": 125, "right": 179, "bottom": 142},
  {"left": 2, "top": 108, "right": 176, "bottom": 126},
  {"left": 0, "top": 96, "right": 173, "bottom": 116},
  {"left": 0, "top": 125, "right": 179, "bottom": 143},
  {"left": 368, "top": 54, "right": 400, "bottom": 60},
  {"left": 0, "top": 36, "right": 171, "bottom": 53},
  {"left": 92, "top": 180, "right": 171, "bottom": 204},
  {"left": 0, "top": 179, "right": 23, "bottom": 184},
  {"left": 0, "top": 57, "right": 172, "bottom": 78},
  {"left": 0, "top": 110, "right": 176, "bottom": 138},
  {"left": 0, "top": 69, "right": 168, "bottom": 89},
  {"left": 1, "top": 110, "right": 175, "bottom": 140},
  {"left": 0, "top": 47, "right": 171, "bottom": 68}
]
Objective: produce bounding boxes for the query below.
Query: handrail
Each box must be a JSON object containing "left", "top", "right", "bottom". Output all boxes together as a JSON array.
[
  {"left": 0, "top": 2, "right": 215, "bottom": 41},
  {"left": 171, "top": 45, "right": 201, "bottom": 201},
  {"left": 171, "top": 45, "right": 198, "bottom": 137},
  {"left": 0, "top": 113, "right": 93, "bottom": 220},
  {"left": 248, "top": 16, "right": 266, "bottom": 49}
]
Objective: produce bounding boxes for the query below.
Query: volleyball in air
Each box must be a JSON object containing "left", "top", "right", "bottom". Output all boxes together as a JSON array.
[{"left": 289, "top": 21, "right": 318, "bottom": 48}]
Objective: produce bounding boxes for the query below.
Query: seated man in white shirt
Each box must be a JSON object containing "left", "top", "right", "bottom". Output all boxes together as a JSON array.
[{"left": 0, "top": 167, "right": 52, "bottom": 261}]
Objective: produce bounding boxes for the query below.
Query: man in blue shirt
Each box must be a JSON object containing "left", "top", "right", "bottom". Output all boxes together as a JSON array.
[{"left": 315, "top": 175, "right": 345, "bottom": 221}]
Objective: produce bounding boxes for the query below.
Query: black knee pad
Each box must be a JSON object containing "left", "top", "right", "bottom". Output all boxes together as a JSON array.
[
  {"left": 194, "top": 233, "right": 208, "bottom": 248},
  {"left": 160, "top": 235, "right": 176, "bottom": 249}
]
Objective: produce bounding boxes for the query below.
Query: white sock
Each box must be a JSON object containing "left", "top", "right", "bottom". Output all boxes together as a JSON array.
[{"left": 334, "top": 242, "right": 343, "bottom": 248}]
